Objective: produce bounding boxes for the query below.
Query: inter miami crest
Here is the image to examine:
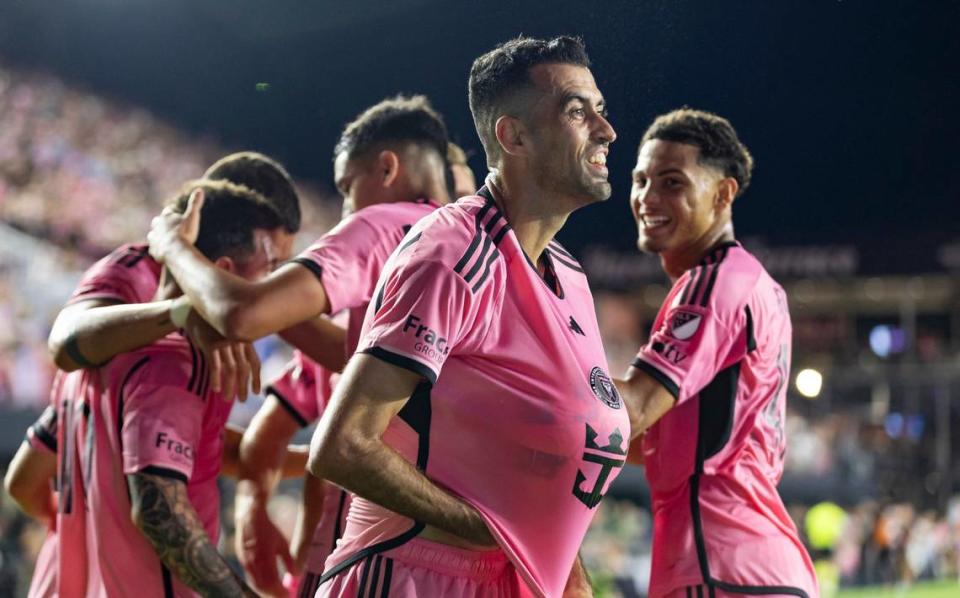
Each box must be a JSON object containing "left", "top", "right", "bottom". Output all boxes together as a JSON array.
[
  {"left": 589, "top": 367, "right": 622, "bottom": 409},
  {"left": 669, "top": 310, "right": 702, "bottom": 340}
]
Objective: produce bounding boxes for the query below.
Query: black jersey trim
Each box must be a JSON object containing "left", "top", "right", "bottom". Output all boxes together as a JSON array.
[
  {"left": 397, "top": 231, "right": 422, "bottom": 254},
  {"left": 471, "top": 248, "right": 500, "bottom": 293},
  {"left": 331, "top": 489, "right": 348, "bottom": 553},
  {"left": 362, "top": 347, "right": 437, "bottom": 386},
  {"left": 698, "top": 247, "right": 730, "bottom": 307},
  {"left": 266, "top": 387, "right": 310, "bottom": 428},
  {"left": 291, "top": 257, "right": 324, "bottom": 282},
  {"left": 549, "top": 249, "right": 586, "bottom": 273},
  {"left": 380, "top": 558, "right": 394, "bottom": 597},
  {"left": 745, "top": 305, "right": 757, "bottom": 352},
  {"left": 631, "top": 358, "right": 680, "bottom": 401},
  {"left": 690, "top": 473, "right": 810, "bottom": 597},
  {"left": 454, "top": 202, "right": 493, "bottom": 275},
  {"left": 679, "top": 267, "right": 699, "bottom": 305},
  {"left": 30, "top": 408, "right": 58, "bottom": 452},
  {"left": 187, "top": 341, "right": 199, "bottom": 393},
  {"left": 463, "top": 235, "right": 493, "bottom": 283},
  {"left": 695, "top": 363, "right": 740, "bottom": 468},
  {"left": 138, "top": 466, "right": 189, "bottom": 484}
]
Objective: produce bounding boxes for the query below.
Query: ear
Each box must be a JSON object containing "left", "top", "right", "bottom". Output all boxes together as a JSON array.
[
  {"left": 377, "top": 150, "right": 401, "bottom": 188},
  {"left": 715, "top": 177, "right": 738, "bottom": 210},
  {"left": 494, "top": 115, "right": 528, "bottom": 157},
  {"left": 213, "top": 254, "right": 237, "bottom": 274}
]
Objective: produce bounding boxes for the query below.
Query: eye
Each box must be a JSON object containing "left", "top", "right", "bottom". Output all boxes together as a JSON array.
[
  {"left": 569, "top": 107, "right": 586, "bottom": 119},
  {"left": 665, "top": 178, "right": 683, "bottom": 189},
  {"left": 633, "top": 176, "right": 647, "bottom": 188}
]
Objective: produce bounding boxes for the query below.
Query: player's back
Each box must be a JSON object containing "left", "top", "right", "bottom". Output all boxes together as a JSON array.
[{"left": 80, "top": 333, "right": 229, "bottom": 598}]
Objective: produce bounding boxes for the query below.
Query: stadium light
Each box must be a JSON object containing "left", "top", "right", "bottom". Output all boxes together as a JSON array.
[{"left": 795, "top": 368, "right": 823, "bottom": 399}]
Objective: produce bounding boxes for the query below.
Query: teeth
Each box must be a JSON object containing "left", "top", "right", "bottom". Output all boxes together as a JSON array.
[
  {"left": 587, "top": 153, "right": 606, "bottom": 166},
  {"left": 643, "top": 215, "right": 669, "bottom": 227}
]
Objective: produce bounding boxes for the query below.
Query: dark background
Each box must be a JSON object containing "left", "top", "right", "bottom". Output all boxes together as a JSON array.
[{"left": 1, "top": 0, "right": 957, "bottom": 255}]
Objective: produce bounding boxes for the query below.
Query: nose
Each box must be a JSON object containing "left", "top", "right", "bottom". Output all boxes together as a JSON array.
[{"left": 593, "top": 112, "right": 616, "bottom": 145}]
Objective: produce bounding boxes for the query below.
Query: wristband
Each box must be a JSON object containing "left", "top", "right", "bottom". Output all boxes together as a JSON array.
[{"left": 170, "top": 299, "right": 192, "bottom": 329}]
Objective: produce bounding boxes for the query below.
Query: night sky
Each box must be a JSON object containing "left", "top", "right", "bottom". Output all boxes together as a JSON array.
[{"left": 1, "top": 0, "right": 957, "bottom": 255}]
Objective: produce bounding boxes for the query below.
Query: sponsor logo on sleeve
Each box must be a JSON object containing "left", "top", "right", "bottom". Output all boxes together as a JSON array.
[
  {"left": 589, "top": 367, "right": 622, "bottom": 409},
  {"left": 669, "top": 310, "right": 702, "bottom": 340},
  {"left": 651, "top": 341, "right": 687, "bottom": 365},
  {"left": 155, "top": 432, "right": 195, "bottom": 464},
  {"left": 403, "top": 314, "right": 451, "bottom": 362}
]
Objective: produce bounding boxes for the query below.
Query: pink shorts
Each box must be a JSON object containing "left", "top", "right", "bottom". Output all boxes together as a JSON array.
[
  {"left": 663, "top": 586, "right": 811, "bottom": 598},
  {"left": 315, "top": 537, "right": 522, "bottom": 597}
]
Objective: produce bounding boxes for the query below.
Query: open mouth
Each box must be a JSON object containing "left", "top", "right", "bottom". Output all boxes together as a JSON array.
[
  {"left": 586, "top": 151, "right": 607, "bottom": 173},
  {"left": 641, "top": 214, "right": 671, "bottom": 231}
]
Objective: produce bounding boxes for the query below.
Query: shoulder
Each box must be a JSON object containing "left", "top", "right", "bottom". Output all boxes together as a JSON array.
[
  {"left": 110, "top": 335, "right": 207, "bottom": 396},
  {"left": 672, "top": 242, "right": 764, "bottom": 313}
]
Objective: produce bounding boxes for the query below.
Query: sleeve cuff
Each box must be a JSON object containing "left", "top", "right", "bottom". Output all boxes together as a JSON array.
[
  {"left": 631, "top": 358, "right": 680, "bottom": 402},
  {"left": 362, "top": 346, "right": 438, "bottom": 385},
  {"left": 28, "top": 426, "right": 58, "bottom": 453},
  {"left": 266, "top": 387, "right": 310, "bottom": 428},
  {"left": 135, "top": 465, "right": 189, "bottom": 484},
  {"left": 290, "top": 257, "right": 324, "bottom": 282}
]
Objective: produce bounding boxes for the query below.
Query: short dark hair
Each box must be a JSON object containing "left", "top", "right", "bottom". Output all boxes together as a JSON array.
[
  {"left": 169, "top": 180, "right": 282, "bottom": 262},
  {"left": 641, "top": 108, "right": 754, "bottom": 197},
  {"left": 204, "top": 152, "right": 301, "bottom": 233},
  {"left": 334, "top": 95, "right": 449, "bottom": 163},
  {"left": 469, "top": 36, "right": 591, "bottom": 163}
]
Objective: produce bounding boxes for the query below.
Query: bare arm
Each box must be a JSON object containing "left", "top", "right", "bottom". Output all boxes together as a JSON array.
[
  {"left": 291, "top": 472, "right": 330, "bottom": 572},
  {"left": 563, "top": 554, "right": 593, "bottom": 597},
  {"left": 616, "top": 365, "right": 677, "bottom": 453},
  {"left": 48, "top": 298, "right": 183, "bottom": 371},
  {"left": 279, "top": 317, "right": 348, "bottom": 373},
  {"left": 4, "top": 442, "right": 57, "bottom": 526},
  {"left": 308, "top": 354, "right": 494, "bottom": 546},
  {"left": 149, "top": 193, "right": 331, "bottom": 342},
  {"left": 234, "top": 396, "right": 300, "bottom": 595},
  {"left": 128, "top": 472, "right": 256, "bottom": 597},
  {"left": 221, "top": 425, "right": 308, "bottom": 481}
]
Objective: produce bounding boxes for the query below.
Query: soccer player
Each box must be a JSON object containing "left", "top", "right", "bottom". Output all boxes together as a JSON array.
[
  {"left": 9, "top": 151, "right": 303, "bottom": 597},
  {"left": 75, "top": 181, "right": 280, "bottom": 597},
  {"left": 145, "top": 96, "right": 452, "bottom": 596},
  {"left": 306, "top": 36, "right": 626, "bottom": 598},
  {"left": 618, "top": 109, "right": 819, "bottom": 598}
]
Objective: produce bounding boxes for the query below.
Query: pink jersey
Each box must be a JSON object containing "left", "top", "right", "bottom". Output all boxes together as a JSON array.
[
  {"left": 323, "top": 188, "right": 631, "bottom": 598},
  {"left": 75, "top": 333, "right": 232, "bottom": 598},
  {"left": 68, "top": 242, "right": 162, "bottom": 305},
  {"left": 633, "top": 241, "right": 818, "bottom": 598},
  {"left": 291, "top": 199, "right": 439, "bottom": 353},
  {"left": 24, "top": 405, "right": 57, "bottom": 598}
]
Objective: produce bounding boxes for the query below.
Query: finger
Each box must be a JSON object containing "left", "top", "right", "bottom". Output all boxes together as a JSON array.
[
  {"left": 207, "top": 347, "right": 222, "bottom": 394},
  {"left": 186, "top": 188, "right": 205, "bottom": 223},
  {"left": 244, "top": 343, "right": 262, "bottom": 396},
  {"left": 231, "top": 343, "right": 250, "bottom": 402},
  {"left": 218, "top": 346, "right": 237, "bottom": 401}
]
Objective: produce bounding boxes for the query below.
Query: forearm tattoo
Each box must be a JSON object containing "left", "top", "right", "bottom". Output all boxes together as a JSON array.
[{"left": 128, "top": 473, "right": 252, "bottom": 597}]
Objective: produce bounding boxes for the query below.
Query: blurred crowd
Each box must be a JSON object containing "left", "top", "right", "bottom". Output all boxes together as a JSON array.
[{"left": 0, "top": 63, "right": 338, "bottom": 409}]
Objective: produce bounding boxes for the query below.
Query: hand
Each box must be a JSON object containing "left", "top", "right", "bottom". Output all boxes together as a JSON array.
[
  {"left": 148, "top": 188, "right": 204, "bottom": 263},
  {"left": 183, "top": 308, "right": 261, "bottom": 401},
  {"left": 235, "top": 498, "right": 294, "bottom": 598}
]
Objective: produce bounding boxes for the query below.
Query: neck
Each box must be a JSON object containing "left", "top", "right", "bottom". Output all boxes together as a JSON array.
[
  {"left": 486, "top": 170, "right": 568, "bottom": 264},
  {"left": 420, "top": 175, "right": 452, "bottom": 205},
  {"left": 660, "top": 222, "right": 736, "bottom": 281}
]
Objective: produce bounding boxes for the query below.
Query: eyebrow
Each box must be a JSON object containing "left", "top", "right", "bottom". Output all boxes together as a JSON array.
[
  {"left": 632, "top": 168, "right": 686, "bottom": 177},
  {"left": 562, "top": 93, "right": 605, "bottom": 110}
]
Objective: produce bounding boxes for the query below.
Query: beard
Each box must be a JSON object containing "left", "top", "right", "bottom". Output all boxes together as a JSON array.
[{"left": 532, "top": 153, "right": 612, "bottom": 207}]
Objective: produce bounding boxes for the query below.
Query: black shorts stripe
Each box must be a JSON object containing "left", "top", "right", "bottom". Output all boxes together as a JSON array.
[
  {"left": 380, "top": 558, "right": 393, "bottom": 598},
  {"left": 291, "top": 257, "right": 324, "bottom": 282},
  {"left": 318, "top": 522, "right": 425, "bottom": 588},
  {"left": 471, "top": 248, "right": 500, "bottom": 293},
  {"left": 463, "top": 234, "right": 493, "bottom": 283},
  {"left": 139, "top": 466, "right": 189, "bottom": 484},
  {"left": 367, "top": 555, "right": 384, "bottom": 598},
  {"left": 357, "top": 556, "right": 373, "bottom": 596},
  {"left": 362, "top": 347, "right": 437, "bottom": 385},
  {"left": 631, "top": 358, "right": 680, "bottom": 401},
  {"left": 266, "top": 387, "right": 310, "bottom": 428},
  {"left": 696, "top": 585, "right": 704, "bottom": 598},
  {"left": 690, "top": 474, "right": 810, "bottom": 597},
  {"left": 686, "top": 587, "right": 693, "bottom": 598},
  {"left": 549, "top": 250, "right": 585, "bottom": 273}
]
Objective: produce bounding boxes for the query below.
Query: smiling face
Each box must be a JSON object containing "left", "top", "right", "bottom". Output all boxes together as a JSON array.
[
  {"left": 630, "top": 139, "right": 733, "bottom": 257},
  {"left": 523, "top": 63, "right": 617, "bottom": 206}
]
